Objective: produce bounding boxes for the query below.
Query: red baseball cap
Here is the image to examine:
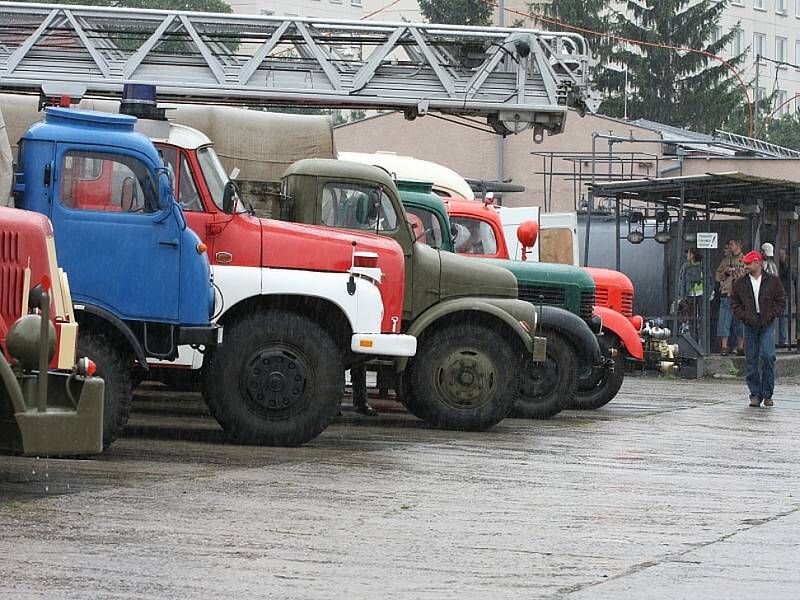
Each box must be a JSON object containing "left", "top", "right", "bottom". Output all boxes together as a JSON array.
[{"left": 743, "top": 250, "right": 762, "bottom": 264}]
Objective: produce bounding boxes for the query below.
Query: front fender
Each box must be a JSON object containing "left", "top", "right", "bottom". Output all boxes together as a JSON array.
[
  {"left": 539, "top": 306, "right": 603, "bottom": 366},
  {"left": 593, "top": 306, "right": 644, "bottom": 360},
  {"left": 396, "top": 297, "right": 536, "bottom": 372}
]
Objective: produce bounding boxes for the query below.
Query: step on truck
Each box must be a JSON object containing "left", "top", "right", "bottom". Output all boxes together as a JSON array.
[
  {"left": 11, "top": 104, "right": 221, "bottom": 447},
  {"left": 0, "top": 206, "right": 104, "bottom": 456},
  {"left": 276, "top": 159, "right": 548, "bottom": 428}
]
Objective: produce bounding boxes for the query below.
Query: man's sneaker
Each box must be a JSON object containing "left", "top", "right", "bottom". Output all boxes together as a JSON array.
[
  {"left": 764, "top": 398, "right": 774, "bottom": 407},
  {"left": 749, "top": 397, "right": 762, "bottom": 407}
]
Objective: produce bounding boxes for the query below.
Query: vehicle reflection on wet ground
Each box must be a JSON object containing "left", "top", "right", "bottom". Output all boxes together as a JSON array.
[{"left": 1, "top": 375, "right": 799, "bottom": 599}]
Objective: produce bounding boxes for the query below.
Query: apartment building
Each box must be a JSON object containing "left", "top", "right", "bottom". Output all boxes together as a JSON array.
[
  {"left": 228, "top": 0, "right": 363, "bottom": 20},
  {"left": 718, "top": 1, "right": 800, "bottom": 118}
]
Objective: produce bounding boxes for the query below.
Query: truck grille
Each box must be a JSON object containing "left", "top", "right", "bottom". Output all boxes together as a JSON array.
[
  {"left": 595, "top": 287, "right": 609, "bottom": 307},
  {"left": 0, "top": 265, "right": 24, "bottom": 324},
  {"left": 0, "top": 230, "right": 20, "bottom": 263},
  {"left": 580, "top": 291, "right": 595, "bottom": 321},
  {"left": 518, "top": 284, "right": 566, "bottom": 307},
  {"left": 0, "top": 230, "right": 22, "bottom": 326},
  {"left": 621, "top": 292, "right": 634, "bottom": 317}
]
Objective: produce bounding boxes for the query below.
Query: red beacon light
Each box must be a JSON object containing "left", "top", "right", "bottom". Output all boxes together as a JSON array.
[
  {"left": 76, "top": 357, "right": 97, "bottom": 377},
  {"left": 516, "top": 220, "right": 540, "bottom": 261}
]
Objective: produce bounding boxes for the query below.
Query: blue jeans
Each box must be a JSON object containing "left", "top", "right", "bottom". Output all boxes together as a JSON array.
[
  {"left": 717, "top": 297, "right": 742, "bottom": 340},
  {"left": 743, "top": 322, "right": 776, "bottom": 400}
]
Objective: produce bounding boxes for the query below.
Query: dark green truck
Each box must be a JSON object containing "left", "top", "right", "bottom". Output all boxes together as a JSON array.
[{"left": 279, "top": 159, "right": 602, "bottom": 419}]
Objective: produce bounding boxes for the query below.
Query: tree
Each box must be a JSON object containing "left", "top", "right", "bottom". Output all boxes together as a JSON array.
[
  {"left": 18, "top": 0, "right": 231, "bottom": 11},
  {"left": 417, "top": 0, "right": 492, "bottom": 26},
  {"left": 530, "top": 0, "right": 747, "bottom": 134},
  {"left": 765, "top": 113, "right": 800, "bottom": 151}
]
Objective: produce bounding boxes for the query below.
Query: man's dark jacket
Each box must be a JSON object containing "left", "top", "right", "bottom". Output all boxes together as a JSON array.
[{"left": 730, "top": 271, "right": 786, "bottom": 329}]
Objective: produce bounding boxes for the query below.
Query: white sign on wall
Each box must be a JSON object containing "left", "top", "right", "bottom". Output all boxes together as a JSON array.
[{"left": 696, "top": 232, "right": 718, "bottom": 249}]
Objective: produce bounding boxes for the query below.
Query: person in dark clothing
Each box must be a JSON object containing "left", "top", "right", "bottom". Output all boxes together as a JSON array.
[
  {"left": 730, "top": 251, "right": 786, "bottom": 407},
  {"left": 350, "top": 364, "right": 378, "bottom": 416},
  {"left": 778, "top": 247, "right": 792, "bottom": 345}
]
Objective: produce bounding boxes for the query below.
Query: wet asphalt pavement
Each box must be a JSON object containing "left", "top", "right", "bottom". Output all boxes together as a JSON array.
[{"left": 1, "top": 375, "right": 799, "bottom": 599}]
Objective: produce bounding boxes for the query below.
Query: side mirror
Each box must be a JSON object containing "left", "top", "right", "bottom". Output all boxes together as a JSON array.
[
  {"left": 517, "top": 220, "right": 539, "bottom": 261},
  {"left": 222, "top": 180, "right": 237, "bottom": 215},
  {"left": 156, "top": 167, "right": 173, "bottom": 211}
]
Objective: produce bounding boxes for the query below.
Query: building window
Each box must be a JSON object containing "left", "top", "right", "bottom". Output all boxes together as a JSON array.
[
  {"left": 776, "top": 90, "right": 788, "bottom": 116},
  {"left": 796, "top": 40, "right": 800, "bottom": 67},
  {"left": 711, "top": 26, "right": 722, "bottom": 45},
  {"left": 776, "top": 0, "right": 787, "bottom": 14},
  {"left": 732, "top": 28, "right": 743, "bottom": 56},
  {"left": 259, "top": 9, "right": 274, "bottom": 15},
  {"left": 754, "top": 0, "right": 765, "bottom": 10},
  {"left": 754, "top": 32, "right": 767, "bottom": 60},
  {"left": 757, "top": 86, "right": 766, "bottom": 105},
  {"left": 351, "top": 0, "right": 362, "bottom": 5},
  {"left": 777, "top": 36, "right": 788, "bottom": 63}
]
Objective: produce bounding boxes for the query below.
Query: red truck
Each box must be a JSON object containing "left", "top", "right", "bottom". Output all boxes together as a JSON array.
[{"left": 0, "top": 206, "right": 104, "bottom": 456}]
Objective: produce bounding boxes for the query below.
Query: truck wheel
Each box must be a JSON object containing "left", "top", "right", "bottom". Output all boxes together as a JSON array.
[
  {"left": 77, "top": 330, "right": 133, "bottom": 449},
  {"left": 512, "top": 331, "right": 575, "bottom": 419},
  {"left": 571, "top": 338, "right": 625, "bottom": 410},
  {"left": 203, "top": 310, "right": 343, "bottom": 446},
  {"left": 403, "top": 323, "right": 518, "bottom": 431}
]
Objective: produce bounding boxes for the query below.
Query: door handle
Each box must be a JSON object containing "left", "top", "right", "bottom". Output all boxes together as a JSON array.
[{"left": 159, "top": 239, "right": 179, "bottom": 248}]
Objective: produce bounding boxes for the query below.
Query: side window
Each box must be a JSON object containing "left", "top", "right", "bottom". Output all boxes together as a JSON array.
[
  {"left": 405, "top": 206, "right": 443, "bottom": 248},
  {"left": 451, "top": 216, "right": 498, "bottom": 255},
  {"left": 178, "top": 158, "right": 202, "bottom": 211},
  {"left": 60, "top": 150, "right": 156, "bottom": 214},
  {"left": 320, "top": 182, "right": 398, "bottom": 232}
]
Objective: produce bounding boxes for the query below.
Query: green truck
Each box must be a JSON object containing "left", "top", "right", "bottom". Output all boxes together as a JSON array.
[{"left": 278, "top": 159, "right": 601, "bottom": 419}]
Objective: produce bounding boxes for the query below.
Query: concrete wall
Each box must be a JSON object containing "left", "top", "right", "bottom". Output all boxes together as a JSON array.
[{"left": 335, "top": 111, "right": 670, "bottom": 211}]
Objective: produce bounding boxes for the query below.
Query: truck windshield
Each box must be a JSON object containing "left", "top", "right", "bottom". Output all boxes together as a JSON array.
[
  {"left": 451, "top": 216, "right": 498, "bottom": 255},
  {"left": 405, "top": 205, "right": 443, "bottom": 248},
  {"left": 197, "top": 146, "right": 245, "bottom": 213}
]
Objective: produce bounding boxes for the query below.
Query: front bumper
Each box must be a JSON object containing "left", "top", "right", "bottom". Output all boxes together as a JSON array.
[
  {"left": 351, "top": 333, "right": 417, "bottom": 357},
  {"left": 178, "top": 324, "right": 223, "bottom": 347}
]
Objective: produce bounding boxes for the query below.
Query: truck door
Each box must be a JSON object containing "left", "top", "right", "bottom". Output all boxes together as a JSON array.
[{"left": 50, "top": 145, "right": 181, "bottom": 321}]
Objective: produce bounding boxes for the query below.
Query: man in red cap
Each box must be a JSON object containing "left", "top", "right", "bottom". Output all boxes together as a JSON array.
[{"left": 730, "top": 250, "right": 786, "bottom": 407}]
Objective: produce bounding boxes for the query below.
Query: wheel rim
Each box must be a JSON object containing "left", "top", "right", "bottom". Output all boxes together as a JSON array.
[
  {"left": 432, "top": 346, "right": 498, "bottom": 411},
  {"left": 522, "top": 352, "right": 559, "bottom": 399},
  {"left": 239, "top": 343, "right": 314, "bottom": 420}
]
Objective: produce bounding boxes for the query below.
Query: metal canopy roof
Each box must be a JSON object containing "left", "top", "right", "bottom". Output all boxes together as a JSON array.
[{"left": 591, "top": 172, "right": 800, "bottom": 213}]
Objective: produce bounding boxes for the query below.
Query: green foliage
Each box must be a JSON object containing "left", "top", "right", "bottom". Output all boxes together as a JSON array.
[
  {"left": 530, "top": 0, "right": 747, "bottom": 134},
  {"left": 764, "top": 113, "right": 800, "bottom": 151},
  {"left": 11, "top": 0, "right": 234, "bottom": 52},
  {"left": 16, "top": 0, "right": 232, "bottom": 11},
  {"left": 417, "top": 0, "right": 492, "bottom": 26}
]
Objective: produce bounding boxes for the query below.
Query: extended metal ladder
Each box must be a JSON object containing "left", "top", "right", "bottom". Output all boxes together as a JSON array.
[{"left": 0, "top": 2, "right": 599, "bottom": 136}]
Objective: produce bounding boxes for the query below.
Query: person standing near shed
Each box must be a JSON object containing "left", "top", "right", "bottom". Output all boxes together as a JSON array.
[
  {"left": 761, "top": 242, "right": 778, "bottom": 275},
  {"left": 730, "top": 251, "right": 786, "bottom": 407},
  {"left": 715, "top": 239, "right": 745, "bottom": 355}
]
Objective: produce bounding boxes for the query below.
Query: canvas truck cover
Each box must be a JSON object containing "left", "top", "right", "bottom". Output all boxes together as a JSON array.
[
  {"left": 0, "top": 94, "right": 335, "bottom": 183},
  {"left": 0, "top": 104, "right": 12, "bottom": 206}
]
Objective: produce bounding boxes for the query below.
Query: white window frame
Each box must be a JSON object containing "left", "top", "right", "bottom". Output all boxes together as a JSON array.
[
  {"left": 754, "top": 32, "right": 768, "bottom": 60},
  {"left": 776, "top": 0, "right": 787, "bottom": 14},
  {"left": 776, "top": 36, "right": 788, "bottom": 63},
  {"left": 754, "top": 0, "right": 766, "bottom": 10},
  {"left": 732, "top": 28, "right": 743, "bottom": 56}
]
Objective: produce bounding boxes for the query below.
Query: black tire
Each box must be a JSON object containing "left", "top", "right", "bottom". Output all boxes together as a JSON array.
[
  {"left": 403, "top": 322, "right": 519, "bottom": 431},
  {"left": 203, "top": 310, "right": 343, "bottom": 446},
  {"left": 571, "top": 336, "right": 625, "bottom": 410},
  {"left": 77, "top": 329, "right": 133, "bottom": 449},
  {"left": 512, "top": 331, "right": 575, "bottom": 419}
]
